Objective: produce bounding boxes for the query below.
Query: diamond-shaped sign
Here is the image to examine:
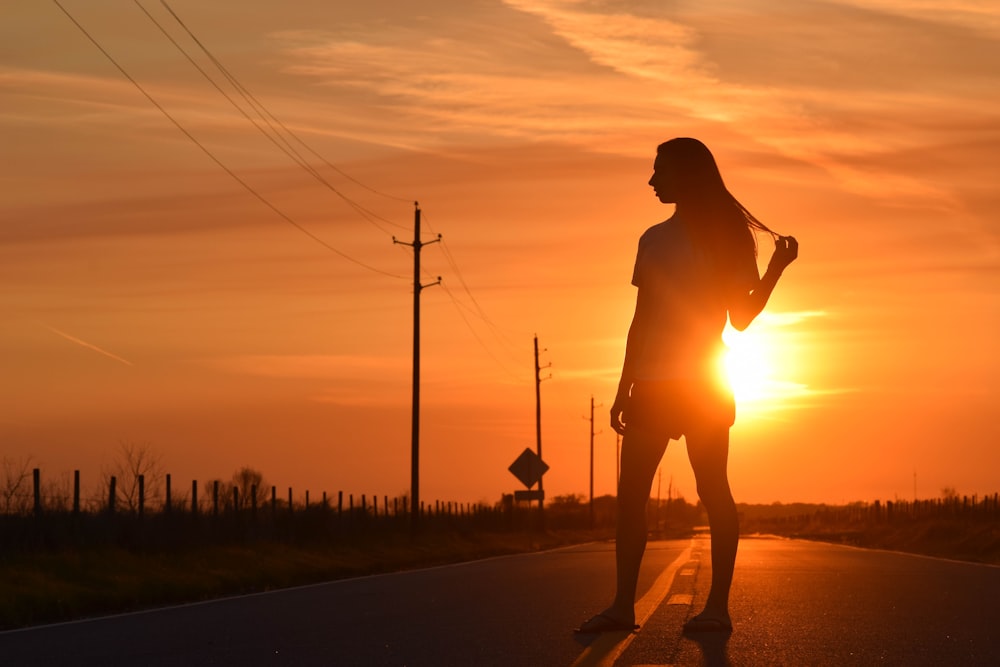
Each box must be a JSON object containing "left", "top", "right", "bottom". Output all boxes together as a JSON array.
[{"left": 508, "top": 448, "right": 549, "bottom": 489}]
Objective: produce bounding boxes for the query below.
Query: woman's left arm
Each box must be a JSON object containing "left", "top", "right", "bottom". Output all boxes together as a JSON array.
[{"left": 729, "top": 236, "right": 798, "bottom": 331}]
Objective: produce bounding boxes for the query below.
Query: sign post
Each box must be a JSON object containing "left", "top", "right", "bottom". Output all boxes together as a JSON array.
[{"left": 508, "top": 447, "right": 549, "bottom": 496}]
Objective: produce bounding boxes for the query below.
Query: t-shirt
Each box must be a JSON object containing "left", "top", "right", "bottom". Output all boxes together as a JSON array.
[{"left": 631, "top": 215, "right": 758, "bottom": 380}]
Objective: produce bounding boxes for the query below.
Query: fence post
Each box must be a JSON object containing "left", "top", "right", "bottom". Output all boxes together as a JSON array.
[
  {"left": 338, "top": 491, "right": 343, "bottom": 517},
  {"left": 305, "top": 490, "right": 310, "bottom": 510},
  {"left": 251, "top": 484, "right": 257, "bottom": 522},
  {"left": 138, "top": 474, "right": 145, "bottom": 518},
  {"left": 192, "top": 480, "right": 198, "bottom": 515},
  {"left": 33, "top": 468, "right": 42, "bottom": 516},
  {"left": 165, "top": 474, "right": 172, "bottom": 513},
  {"left": 213, "top": 480, "right": 219, "bottom": 517},
  {"left": 271, "top": 485, "right": 277, "bottom": 515},
  {"left": 73, "top": 470, "right": 80, "bottom": 516},
  {"left": 232, "top": 486, "right": 239, "bottom": 513},
  {"left": 288, "top": 487, "right": 293, "bottom": 514},
  {"left": 109, "top": 476, "right": 117, "bottom": 514}
]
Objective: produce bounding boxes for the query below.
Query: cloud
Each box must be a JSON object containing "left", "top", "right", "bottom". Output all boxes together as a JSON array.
[
  {"left": 208, "top": 353, "right": 406, "bottom": 379},
  {"left": 498, "top": 0, "right": 994, "bottom": 206},
  {"left": 270, "top": 0, "right": 995, "bottom": 210},
  {"left": 756, "top": 310, "right": 828, "bottom": 327},
  {"left": 836, "top": 0, "right": 1000, "bottom": 37}
]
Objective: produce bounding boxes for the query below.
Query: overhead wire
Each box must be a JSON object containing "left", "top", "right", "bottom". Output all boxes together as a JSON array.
[
  {"left": 437, "top": 280, "right": 527, "bottom": 384},
  {"left": 422, "top": 213, "right": 528, "bottom": 352},
  {"left": 154, "top": 0, "right": 412, "bottom": 232},
  {"left": 52, "top": 0, "right": 406, "bottom": 280},
  {"left": 419, "top": 214, "right": 530, "bottom": 382},
  {"left": 57, "top": 0, "right": 530, "bottom": 381}
]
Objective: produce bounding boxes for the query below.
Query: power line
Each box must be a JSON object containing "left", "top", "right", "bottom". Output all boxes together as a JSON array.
[
  {"left": 139, "top": 0, "right": 529, "bottom": 359},
  {"left": 146, "top": 1, "right": 532, "bottom": 383},
  {"left": 53, "top": 0, "right": 405, "bottom": 280},
  {"left": 437, "top": 280, "right": 526, "bottom": 384},
  {"left": 153, "top": 0, "right": 412, "bottom": 233},
  {"left": 422, "top": 213, "right": 528, "bottom": 355}
]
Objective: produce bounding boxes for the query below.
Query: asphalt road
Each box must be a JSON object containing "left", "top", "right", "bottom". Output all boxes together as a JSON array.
[{"left": 2, "top": 535, "right": 999, "bottom": 666}]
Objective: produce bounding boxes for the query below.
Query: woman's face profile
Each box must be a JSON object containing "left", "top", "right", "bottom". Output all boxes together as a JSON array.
[{"left": 648, "top": 154, "right": 678, "bottom": 204}]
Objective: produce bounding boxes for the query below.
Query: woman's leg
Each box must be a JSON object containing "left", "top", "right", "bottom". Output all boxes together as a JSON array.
[
  {"left": 606, "top": 430, "right": 668, "bottom": 622},
  {"left": 685, "top": 425, "right": 738, "bottom": 624}
]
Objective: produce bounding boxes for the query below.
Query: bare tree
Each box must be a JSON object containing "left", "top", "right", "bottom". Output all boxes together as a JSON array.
[
  {"left": 42, "top": 471, "right": 74, "bottom": 512},
  {"left": 1, "top": 455, "right": 33, "bottom": 515},
  {"left": 231, "top": 466, "right": 269, "bottom": 510},
  {"left": 102, "top": 441, "right": 164, "bottom": 512}
]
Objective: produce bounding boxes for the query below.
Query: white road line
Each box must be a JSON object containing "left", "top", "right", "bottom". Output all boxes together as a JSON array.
[{"left": 571, "top": 539, "right": 696, "bottom": 667}]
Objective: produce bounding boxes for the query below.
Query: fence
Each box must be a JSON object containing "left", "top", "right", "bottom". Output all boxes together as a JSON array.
[
  {"left": 742, "top": 493, "right": 1000, "bottom": 535},
  {"left": 0, "top": 468, "right": 547, "bottom": 552},
  {"left": 1, "top": 468, "right": 646, "bottom": 550}
]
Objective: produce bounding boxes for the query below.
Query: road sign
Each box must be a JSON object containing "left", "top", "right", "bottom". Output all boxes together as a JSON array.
[
  {"left": 508, "top": 448, "right": 549, "bottom": 488},
  {"left": 514, "top": 489, "right": 545, "bottom": 502}
]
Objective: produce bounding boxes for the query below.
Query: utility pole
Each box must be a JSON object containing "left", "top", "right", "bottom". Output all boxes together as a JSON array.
[
  {"left": 393, "top": 202, "right": 440, "bottom": 531},
  {"left": 586, "top": 395, "right": 602, "bottom": 528},
  {"left": 533, "top": 335, "right": 551, "bottom": 512}
]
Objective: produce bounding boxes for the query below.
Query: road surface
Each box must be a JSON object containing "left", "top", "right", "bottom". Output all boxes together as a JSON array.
[{"left": 2, "top": 535, "right": 999, "bottom": 665}]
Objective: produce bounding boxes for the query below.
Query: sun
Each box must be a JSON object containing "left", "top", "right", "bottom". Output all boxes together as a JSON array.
[{"left": 720, "top": 325, "right": 775, "bottom": 404}]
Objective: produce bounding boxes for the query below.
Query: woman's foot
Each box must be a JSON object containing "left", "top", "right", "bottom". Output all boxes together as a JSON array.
[
  {"left": 574, "top": 609, "right": 638, "bottom": 634},
  {"left": 682, "top": 612, "right": 732, "bottom": 633}
]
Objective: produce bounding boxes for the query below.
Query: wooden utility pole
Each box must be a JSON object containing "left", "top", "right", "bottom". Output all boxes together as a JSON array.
[
  {"left": 587, "top": 395, "right": 601, "bottom": 528},
  {"left": 533, "top": 335, "right": 550, "bottom": 511},
  {"left": 394, "top": 203, "right": 440, "bottom": 531}
]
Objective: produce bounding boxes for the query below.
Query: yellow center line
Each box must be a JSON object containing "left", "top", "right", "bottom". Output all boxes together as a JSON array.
[{"left": 570, "top": 539, "right": 696, "bottom": 667}]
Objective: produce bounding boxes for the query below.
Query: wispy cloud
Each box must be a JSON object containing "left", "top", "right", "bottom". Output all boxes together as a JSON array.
[
  {"left": 271, "top": 0, "right": 995, "bottom": 208},
  {"left": 208, "top": 353, "right": 406, "bottom": 380},
  {"left": 43, "top": 324, "right": 134, "bottom": 367}
]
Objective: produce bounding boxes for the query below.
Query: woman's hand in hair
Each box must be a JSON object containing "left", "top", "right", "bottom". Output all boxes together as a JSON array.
[
  {"left": 730, "top": 235, "right": 798, "bottom": 330},
  {"left": 767, "top": 235, "right": 798, "bottom": 275}
]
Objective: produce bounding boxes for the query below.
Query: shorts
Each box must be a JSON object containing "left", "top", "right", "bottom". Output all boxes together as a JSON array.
[{"left": 626, "top": 377, "right": 735, "bottom": 441}]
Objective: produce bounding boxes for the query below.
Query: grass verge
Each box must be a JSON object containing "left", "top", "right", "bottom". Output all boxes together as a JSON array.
[
  {"left": 751, "top": 520, "right": 1000, "bottom": 565},
  {"left": 0, "top": 528, "right": 608, "bottom": 631}
]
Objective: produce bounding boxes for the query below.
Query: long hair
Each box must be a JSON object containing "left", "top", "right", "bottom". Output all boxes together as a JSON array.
[{"left": 657, "top": 138, "right": 778, "bottom": 260}]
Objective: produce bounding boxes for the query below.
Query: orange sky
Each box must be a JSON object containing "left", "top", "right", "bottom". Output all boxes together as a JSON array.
[{"left": 2, "top": 1, "right": 998, "bottom": 507}]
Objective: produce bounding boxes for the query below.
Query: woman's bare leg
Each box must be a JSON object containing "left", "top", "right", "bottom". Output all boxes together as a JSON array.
[
  {"left": 685, "top": 425, "right": 738, "bottom": 625},
  {"left": 603, "top": 430, "right": 667, "bottom": 623}
]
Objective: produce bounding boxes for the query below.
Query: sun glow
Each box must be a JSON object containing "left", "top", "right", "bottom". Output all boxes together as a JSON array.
[{"left": 721, "top": 325, "right": 778, "bottom": 405}]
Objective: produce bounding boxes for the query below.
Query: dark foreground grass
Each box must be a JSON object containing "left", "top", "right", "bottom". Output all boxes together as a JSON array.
[
  {"left": 751, "top": 520, "right": 1000, "bottom": 565},
  {"left": 0, "top": 528, "right": 609, "bottom": 631},
  {"left": 6, "top": 519, "right": 996, "bottom": 632}
]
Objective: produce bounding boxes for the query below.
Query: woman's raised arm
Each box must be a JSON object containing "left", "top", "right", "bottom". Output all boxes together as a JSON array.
[{"left": 729, "top": 236, "right": 798, "bottom": 331}]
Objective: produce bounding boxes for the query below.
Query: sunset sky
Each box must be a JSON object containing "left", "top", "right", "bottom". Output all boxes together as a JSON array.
[{"left": 2, "top": 1, "right": 997, "bottom": 508}]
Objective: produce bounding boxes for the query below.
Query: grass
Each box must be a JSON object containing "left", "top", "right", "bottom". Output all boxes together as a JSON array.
[
  {"left": 0, "top": 527, "right": 609, "bottom": 631},
  {"left": 745, "top": 519, "right": 1000, "bottom": 565},
  {"left": 5, "top": 508, "right": 997, "bottom": 632}
]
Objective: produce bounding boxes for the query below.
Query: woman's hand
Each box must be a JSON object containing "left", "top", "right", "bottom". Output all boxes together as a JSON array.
[
  {"left": 767, "top": 235, "right": 798, "bottom": 275},
  {"left": 610, "top": 391, "right": 629, "bottom": 436}
]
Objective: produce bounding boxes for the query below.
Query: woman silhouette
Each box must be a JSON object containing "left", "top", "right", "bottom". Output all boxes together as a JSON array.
[{"left": 577, "top": 138, "right": 798, "bottom": 634}]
